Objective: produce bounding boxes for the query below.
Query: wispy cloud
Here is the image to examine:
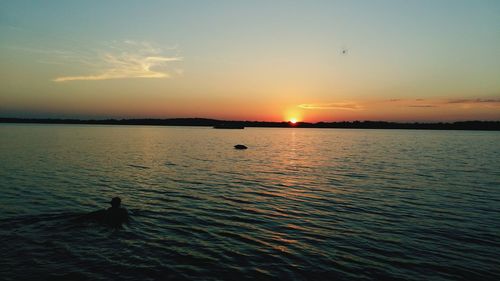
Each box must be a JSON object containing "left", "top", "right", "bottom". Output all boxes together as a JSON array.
[
  {"left": 299, "top": 97, "right": 500, "bottom": 112},
  {"left": 299, "top": 102, "right": 363, "bottom": 110},
  {"left": 405, "top": 98, "right": 500, "bottom": 108},
  {"left": 446, "top": 98, "right": 500, "bottom": 104},
  {"left": 407, "top": 105, "right": 436, "bottom": 108},
  {"left": 384, "top": 97, "right": 500, "bottom": 108},
  {"left": 52, "top": 40, "right": 182, "bottom": 82},
  {"left": 53, "top": 55, "right": 181, "bottom": 82}
]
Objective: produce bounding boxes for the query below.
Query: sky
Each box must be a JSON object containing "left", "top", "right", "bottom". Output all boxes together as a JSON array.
[{"left": 1, "top": 0, "right": 499, "bottom": 122}]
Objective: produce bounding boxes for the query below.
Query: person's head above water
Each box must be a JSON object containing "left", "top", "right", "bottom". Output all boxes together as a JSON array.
[
  {"left": 110, "top": 197, "right": 121, "bottom": 208},
  {"left": 105, "top": 196, "right": 129, "bottom": 227}
]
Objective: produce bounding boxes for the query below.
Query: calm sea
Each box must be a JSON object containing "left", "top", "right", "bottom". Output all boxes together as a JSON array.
[{"left": 0, "top": 124, "right": 499, "bottom": 281}]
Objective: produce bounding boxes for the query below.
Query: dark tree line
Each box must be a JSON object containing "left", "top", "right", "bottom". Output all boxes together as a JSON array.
[{"left": 1, "top": 118, "right": 499, "bottom": 131}]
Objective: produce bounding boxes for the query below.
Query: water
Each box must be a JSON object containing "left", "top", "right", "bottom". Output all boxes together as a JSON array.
[{"left": 0, "top": 124, "right": 499, "bottom": 281}]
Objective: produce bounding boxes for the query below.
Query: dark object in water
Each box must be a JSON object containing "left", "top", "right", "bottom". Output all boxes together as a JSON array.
[
  {"left": 74, "top": 197, "right": 129, "bottom": 228},
  {"left": 234, "top": 144, "right": 248, "bottom": 150},
  {"left": 128, "top": 164, "right": 150, "bottom": 169},
  {"left": 74, "top": 209, "right": 107, "bottom": 224},
  {"left": 214, "top": 123, "right": 244, "bottom": 129}
]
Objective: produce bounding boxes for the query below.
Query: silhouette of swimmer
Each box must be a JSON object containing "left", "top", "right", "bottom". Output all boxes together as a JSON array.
[
  {"left": 104, "top": 197, "right": 129, "bottom": 227},
  {"left": 75, "top": 197, "right": 129, "bottom": 227}
]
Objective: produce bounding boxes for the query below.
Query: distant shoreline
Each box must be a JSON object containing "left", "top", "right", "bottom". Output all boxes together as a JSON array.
[{"left": 1, "top": 117, "right": 499, "bottom": 131}]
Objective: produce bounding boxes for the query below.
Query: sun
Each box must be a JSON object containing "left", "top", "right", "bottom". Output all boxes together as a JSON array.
[{"left": 283, "top": 108, "right": 302, "bottom": 125}]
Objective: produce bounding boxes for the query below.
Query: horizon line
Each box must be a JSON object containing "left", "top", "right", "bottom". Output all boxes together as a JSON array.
[{"left": 1, "top": 116, "right": 500, "bottom": 124}]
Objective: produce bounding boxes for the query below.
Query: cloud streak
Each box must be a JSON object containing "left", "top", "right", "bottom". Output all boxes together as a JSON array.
[
  {"left": 407, "top": 105, "right": 436, "bottom": 108},
  {"left": 446, "top": 98, "right": 500, "bottom": 104},
  {"left": 299, "top": 102, "right": 363, "bottom": 110},
  {"left": 298, "top": 97, "right": 500, "bottom": 112},
  {"left": 384, "top": 97, "right": 500, "bottom": 108},
  {"left": 53, "top": 40, "right": 182, "bottom": 82}
]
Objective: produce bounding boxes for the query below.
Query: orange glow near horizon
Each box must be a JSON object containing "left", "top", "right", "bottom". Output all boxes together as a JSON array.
[{"left": 284, "top": 108, "right": 304, "bottom": 123}]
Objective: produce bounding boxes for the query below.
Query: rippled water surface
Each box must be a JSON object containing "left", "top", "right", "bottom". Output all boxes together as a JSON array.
[{"left": 1, "top": 124, "right": 499, "bottom": 281}]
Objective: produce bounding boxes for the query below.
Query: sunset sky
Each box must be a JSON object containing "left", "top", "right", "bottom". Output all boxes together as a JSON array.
[{"left": 1, "top": 0, "right": 499, "bottom": 122}]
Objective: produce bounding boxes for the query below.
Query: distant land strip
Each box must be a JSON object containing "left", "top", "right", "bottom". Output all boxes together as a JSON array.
[{"left": 1, "top": 118, "right": 499, "bottom": 131}]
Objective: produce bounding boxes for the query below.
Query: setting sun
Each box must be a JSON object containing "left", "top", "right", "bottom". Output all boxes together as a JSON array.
[{"left": 290, "top": 118, "right": 297, "bottom": 124}]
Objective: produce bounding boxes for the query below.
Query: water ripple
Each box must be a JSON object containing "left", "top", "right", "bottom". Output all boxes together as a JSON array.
[{"left": 0, "top": 125, "right": 499, "bottom": 281}]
